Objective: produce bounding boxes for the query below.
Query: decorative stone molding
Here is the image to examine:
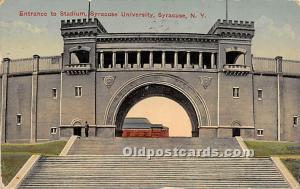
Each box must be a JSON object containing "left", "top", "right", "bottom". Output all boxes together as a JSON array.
[
  {"left": 104, "top": 73, "right": 211, "bottom": 130},
  {"left": 64, "top": 63, "right": 92, "bottom": 75},
  {"left": 98, "top": 37, "right": 218, "bottom": 43},
  {"left": 231, "top": 120, "right": 242, "bottom": 127},
  {"left": 223, "top": 64, "right": 251, "bottom": 76},
  {"left": 71, "top": 118, "right": 83, "bottom": 126},
  {"left": 97, "top": 33, "right": 219, "bottom": 44},
  {"left": 69, "top": 46, "right": 91, "bottom": 52},
  {"left": 103, "top": 75, "right": 116, "bottom": 88},
  {"left": 225, "top": 47, "right": 247, "bottom": 54},
  {"left": 199, "top": 76, "right": 212, "bottom": 89}
]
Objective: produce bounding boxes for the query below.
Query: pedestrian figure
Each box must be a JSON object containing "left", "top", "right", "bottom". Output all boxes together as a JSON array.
[{"left": 85, "top": 121, "right": 89, "bottom": 137}]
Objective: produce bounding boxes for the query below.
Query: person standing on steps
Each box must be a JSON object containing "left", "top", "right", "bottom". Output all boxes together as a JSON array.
[{"left": 85, "top": 121, "right": 89, "bottom": 137}]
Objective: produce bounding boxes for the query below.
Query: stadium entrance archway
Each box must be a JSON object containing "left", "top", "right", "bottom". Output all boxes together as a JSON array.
[{"left": 104, "top": 73, "right": 211, "bottom": 137}]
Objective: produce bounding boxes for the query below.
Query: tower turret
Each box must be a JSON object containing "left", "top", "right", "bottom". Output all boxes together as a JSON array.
[
  {"left": 208, "top": 19, "right": 254, "bottom": 39},
  {"left": 61, "top": 18, "right": 107, "bottom": 37},
  {"left": 60, "top": 18, "right": 107, "bottom": 74}
]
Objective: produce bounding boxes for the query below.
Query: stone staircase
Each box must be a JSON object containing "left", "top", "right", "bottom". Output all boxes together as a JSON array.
[
  {"left": 19, "top": 156, "right": 289, "bottom": 188},
  {"left": 18, "top": 137, "right": 290, "bottom": 188},
  {"left": 68, "top": 137, "right": 242, "bottom": 155}
]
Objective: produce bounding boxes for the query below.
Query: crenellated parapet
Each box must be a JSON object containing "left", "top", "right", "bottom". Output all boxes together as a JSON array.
[
  {"left": 208, "top": 19, "right": 255, "bottom": 39},
  {"left": 61, "top": 18, "right": 107, "bottom": 38}
]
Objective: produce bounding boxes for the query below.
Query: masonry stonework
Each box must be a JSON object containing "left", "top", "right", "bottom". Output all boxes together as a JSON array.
[{"left": 1, "top": 18, "right": 299, "bottom": 142}]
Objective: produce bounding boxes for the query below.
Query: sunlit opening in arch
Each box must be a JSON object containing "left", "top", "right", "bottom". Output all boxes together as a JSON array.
[{"left": 126, "top": 97, "right": 192, "bottom": 137}]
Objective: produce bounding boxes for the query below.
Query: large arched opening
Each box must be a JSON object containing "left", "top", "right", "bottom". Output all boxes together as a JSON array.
[
  {"left": 126, "top": 97, "right": 192, "bottom": 137},
  {"left": 113, "top": 84, "right": 199, "bottom": 137},
  {"left": 104, "top": 73, "right": 211, "bottom": 138}
]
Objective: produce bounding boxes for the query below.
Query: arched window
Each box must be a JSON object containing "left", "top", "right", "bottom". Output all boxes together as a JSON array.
[
  {"left": 69, "top": 46, "right": 91, "bottom": 64},
  {"left": 225, "top": 47, "right": 246, "bottom": 65}
]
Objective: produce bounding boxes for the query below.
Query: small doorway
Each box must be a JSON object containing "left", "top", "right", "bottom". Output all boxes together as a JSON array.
[
  {"left": 232, "top": 128, "right": 240, "bottom": 137},
  {"left": 73, "top": 127, "right": 82, "bottom": 136}
]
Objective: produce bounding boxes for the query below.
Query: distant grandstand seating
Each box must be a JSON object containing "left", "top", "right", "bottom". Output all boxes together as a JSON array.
[{"left": 122, "top": 118, "right": 169, "bottom": 137}]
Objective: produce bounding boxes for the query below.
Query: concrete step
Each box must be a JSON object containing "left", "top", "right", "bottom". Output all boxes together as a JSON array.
[
  {"left": 19, "top": 156, "right": 290, "bottom": 188},
  {"left": 67, "top": 137, "right": 242, "bottom": 155}
]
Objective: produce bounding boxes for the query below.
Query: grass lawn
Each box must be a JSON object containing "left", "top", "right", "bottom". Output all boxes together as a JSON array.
[
  {"left": 1, "top": 154, "right": 31, "bottom": 186},
  {"left": 282, "top": 158, "right": 300, "bottom": 183},
  {"left": 245, "top": 140, "right": 300, "bottom": 184},
  {"left": 244, "top": 140, "right": 300, "bottom": 157},
  {"left": 1, "top": 140, "right": 67, "bottom": 185}
]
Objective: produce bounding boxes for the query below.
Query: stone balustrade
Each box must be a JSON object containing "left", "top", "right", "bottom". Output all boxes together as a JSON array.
[
  {"left": 223, "top": 64, "right": 251, "bottom": 75},
  {"left": 64, "top": 63, "right": 92, "bottom": 75},
  {"left": 98, "top": 51, "right": 217, "bottom": 70}
]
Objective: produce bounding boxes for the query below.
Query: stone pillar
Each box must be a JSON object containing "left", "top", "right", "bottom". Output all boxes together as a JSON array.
[
  {"left": 0, "top": 58, "right": 9, "bottom": 187},
  {"left": 31, "top": 55, "right": 39, "bottom": 143},
  {"left": 124, "top": 52, "right": 129, "bottom": 68},
  {"left": 112, "top": 52, "right": 116, "bottom": 68},
  {"left": 137, "top": 51, "right": 141, "bottom": 68},
  {"left": 162, "top": 51, "right": 166, "bottom": 68},
  {"left": 199, "top": 52, "right": 203, "bottom": 68},
  {"left": 186, "top": 51, "right": 192, "bottom": 68},
  {"left": 174, "top": 52, "right": 178, "bottom": 68},
  {"left": 100, "top": 52, "right": 104, "bottom": 68},
  {"left": 1, "top": 58, "right": 10, "bottom": 143},
  {"left": 215, "top": 53, "right": 218, "bottom": 69},
  {"left": 276, "top": 56, "right": 283, "bottom": 74},
  {"left": 33, "top": 54, "right": 40, "bottom": 72},
  {"left": 275, "top": 56, "right": 283, "bottom": 141},
  {"left": 211, "top": 53, "right": 215, "bottom": 69},
  {"left": 149, "top": 51, "right": 153, "bottom": 68}
]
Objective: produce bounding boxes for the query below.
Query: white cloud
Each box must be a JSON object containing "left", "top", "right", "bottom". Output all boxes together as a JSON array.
[
  {"left": 0, "top": 20, "right": 60, "bottom": 59},
  {"left": 256, "top": 15, "right": 297, "bottom": 39},
  {"left": 253, "top": 15, "right": 300, "bottom": 60},
  {"left": 290, "top": 0, "right": 300, "bottom": 6},
  {"left": 0, "top": 0, "right": 5, "bottom": 6},
  {"left": 0, "top": 20, "right": 46, "bottom": 33}
]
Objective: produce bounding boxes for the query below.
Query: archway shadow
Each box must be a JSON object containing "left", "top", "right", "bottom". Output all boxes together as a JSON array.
[{"left": 115, "top": 84, "right": 199, "bottom": 137}]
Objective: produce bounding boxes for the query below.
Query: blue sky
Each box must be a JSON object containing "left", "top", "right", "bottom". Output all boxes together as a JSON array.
[{"left": 0, "top": 0, "right": 300, "bottom": 60}]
